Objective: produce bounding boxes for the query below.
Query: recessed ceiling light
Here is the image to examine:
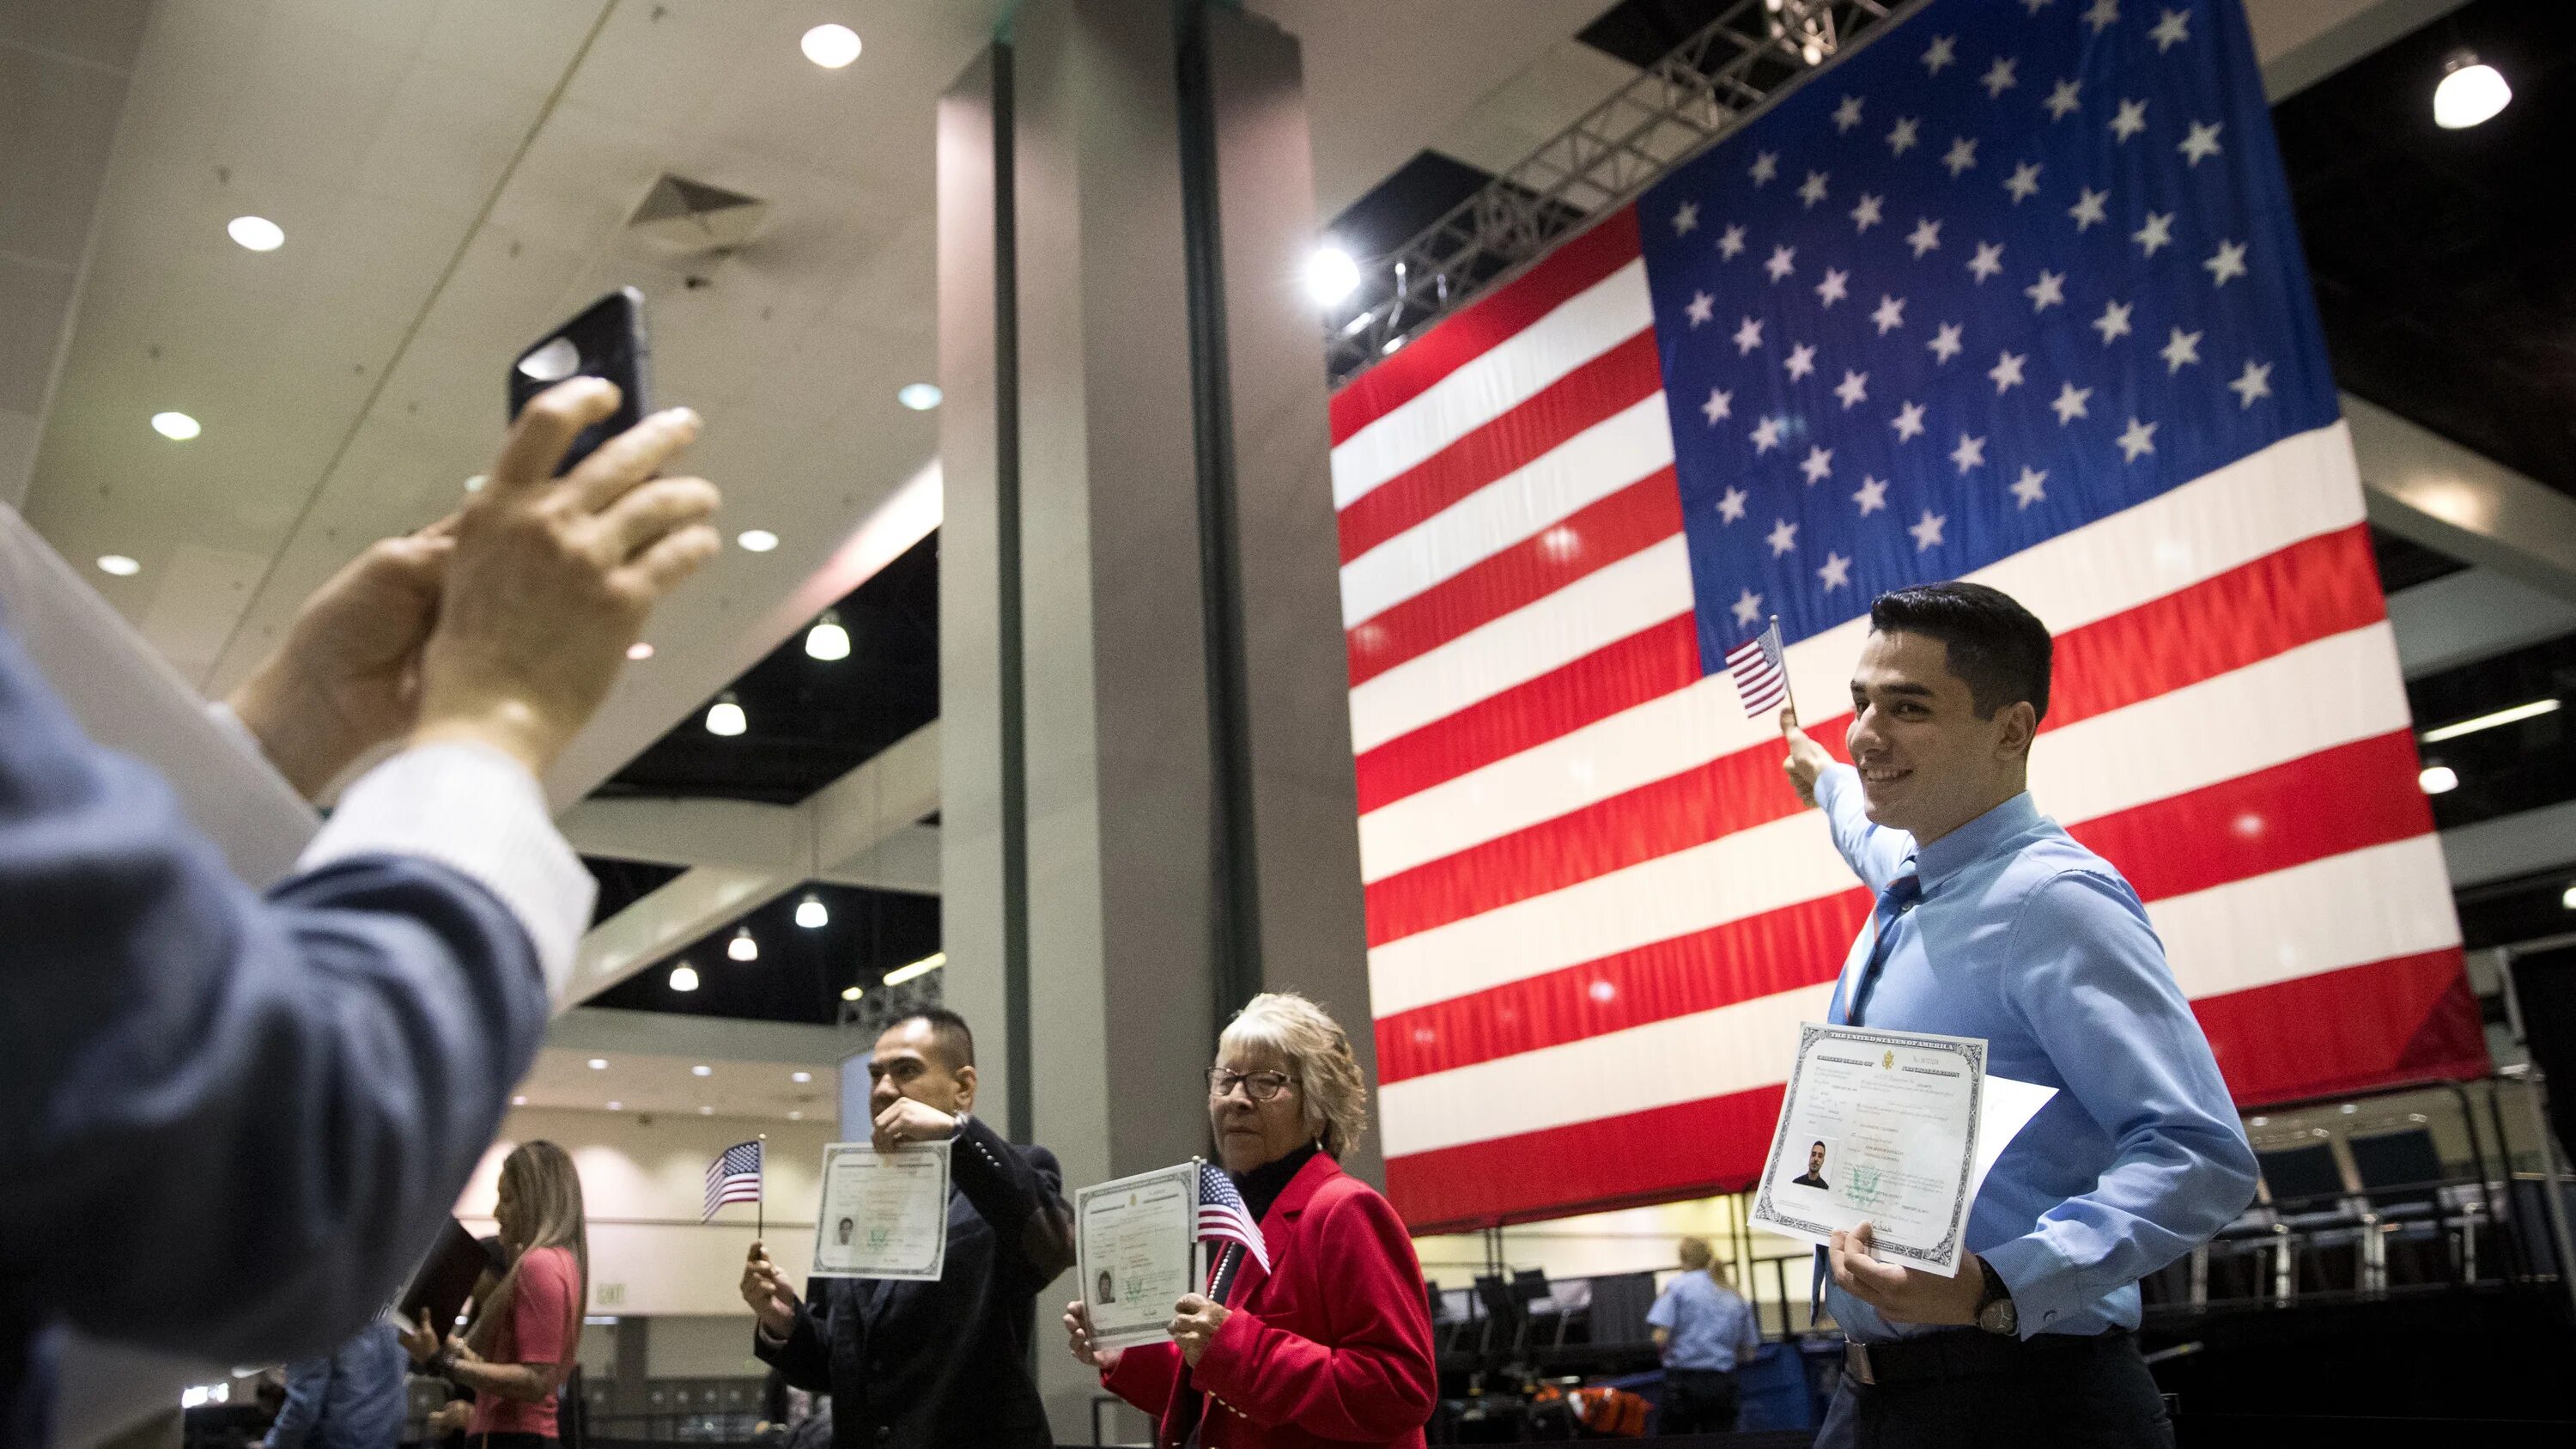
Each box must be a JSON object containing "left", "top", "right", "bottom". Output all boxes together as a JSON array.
[
  {"left": 788, "top": 1110, "right": 804, "bottom": 1120},
  {"left": 152, "top": 411, "right": 201, "bottom": 441},
  {"left": 898, "top": 382, "right": 942, "bottom": 411},
  {"left": 588, "top": 1057, "right": 609, "bottom": 1070},
  {"left": 607, "top": 1100, "right": 623, "bottom": 1111},
  {"left": 737, "top": 529, "right": 780, "bottom": 553},
  {"left": 2434, "top": 51, "right": 2511, "bottom": 130},
  {"left": 513, "top": 1094, "right": 527, "bottom": 1106},
  {"left": 692, "top": 1064, "right": 713, "bottom": 1077},
  {"left": 795, "top": 894, "right": 829, "bottom": 928},
  {"left": 792, "top": 1070, "right": 812, "bottom": 1084},
  {"left": 227, "top": 216, "right": 285, "bottom": 252},
  {"left": 1305, "top": 245, "right": 1360, "bottom": 307},
  {"left": 700, "top": 1105, "right": 714, "bottom": 1115},
  {"left": 805, "top": 611, "right": 850, "bottom": 661},
  {"left": 96, "top": 555, "right": 141, "bottom": 576},
  {"left": 626, "top": 641, "right": 655, "bottom": 661},
  {"left": 801, "top": 23, "right": 861, "bottom": 69},
  {"left": 2417, "top": 764, "right": 2458, "bottom": 795},
  {"left": 706, "top": 691, "right": 747, "bottom": 737},
  {"left": 728, "top": 927, "right": 759, "bottom": 963},
  {"left": 669, "top": 962, "right": 700, "bottom": 992}
]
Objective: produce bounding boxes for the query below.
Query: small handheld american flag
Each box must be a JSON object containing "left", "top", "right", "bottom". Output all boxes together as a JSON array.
[
  {"left": 1196, "top": 1162, "right": 1271, "bottom": 1274},
  {"left": 1725, "top": 617, "right": 1791, "bottom": 718},
  {"left": 702, "top": 1140, "right": 762, "bottom": 1222}
]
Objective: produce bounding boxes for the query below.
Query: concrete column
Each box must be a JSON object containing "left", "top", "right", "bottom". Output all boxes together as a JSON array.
[{"left": 938, "top": 3, "right": 1371, "bottom": 1437}]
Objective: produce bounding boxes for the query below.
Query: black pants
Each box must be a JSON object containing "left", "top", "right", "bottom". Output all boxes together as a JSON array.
[
  {"left": 1815, "top": 1331, "right": 2172, "bottom": 1449},
  {"left": 1661, "top": 1368, "right": 1741, "bottom": 1435}
]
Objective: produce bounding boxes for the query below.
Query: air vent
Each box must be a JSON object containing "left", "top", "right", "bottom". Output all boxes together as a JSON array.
[{"left": 628, "top": 174, "right": 770, "bottom": 253}]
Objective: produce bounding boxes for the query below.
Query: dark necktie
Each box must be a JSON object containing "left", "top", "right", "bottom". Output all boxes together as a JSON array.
[
  {"left": 1815, "top": 866, "right": 1923, "bottom": 1321},
  {"left": 1841, "top": 867, "right": 1922, "bottom": 1029}
]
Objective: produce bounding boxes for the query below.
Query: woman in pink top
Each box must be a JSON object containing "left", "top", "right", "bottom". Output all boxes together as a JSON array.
[{"left": 404, "top": 1141, "right": 590, "bottom": 1448}]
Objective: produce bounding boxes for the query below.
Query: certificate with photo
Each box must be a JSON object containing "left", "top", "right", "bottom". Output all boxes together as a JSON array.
[
  {"left": 811, "top": 1140, "right": 951, "bottom": 1281},
  {"left": 1749, "top": 1024, "right": 1986, "bottom": 1277},
  {"left": 1075, "top": 1160, "right": 1201, "bottom": 1352}
]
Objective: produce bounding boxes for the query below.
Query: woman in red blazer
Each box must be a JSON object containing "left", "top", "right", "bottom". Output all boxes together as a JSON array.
[{"left": 1064, "top": 992, "right": 1437, "bottom": 1449}]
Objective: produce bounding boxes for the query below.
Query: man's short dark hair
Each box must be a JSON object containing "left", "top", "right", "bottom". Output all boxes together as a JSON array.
[
  {"left": 1868, "top": 581, "right": 2054, "bottom": 721},
  {"left": 887, "top": 1007, "right": 975, "bottom": 1070}
]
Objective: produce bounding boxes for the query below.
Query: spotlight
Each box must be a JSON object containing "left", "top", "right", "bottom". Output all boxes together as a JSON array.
[
  {"left": 795, "top": 894, "right": 829, "bottom": 928},
  {"left": 152, "top": 411, "right": 201, "bottom": 440},
  {"left": 1305, "top": 246, "right": 1360, "bottom": 307},
  {"left": 898, "top": 383, "right": 943, "bottom": 411},
  {"left": 706, "top": 692, "right": 747, "bottom": 736},
  {"left": 626, "top": 642, "right": 655, "bottom": 661},
  {"left": 97, "top": 555, "right": 141, "bottom": 576},
  {"left": 2562, "top": 883, "right": 2576, "bottom": 911},
  {"left": 737, "top": 529, "right": 780, "bottom": 553},
  {"left": 227, "top": 216, "right": 285, "bottom": 252},
  {"left": 2417, "top": 764, "right": 2458, "bottom": 795},
  {"left": 728, "top": 927, "right": 759, "bottom": 963},
  {"left": 2433, "top": 52, "right": 2510, "bottom": 130},
  {"left": 669, "top": 962, "right": 700, "bottom": 992},
  {"left": 840, "top": 985, "right": 862, "bottom": 1002},
  {"left": 802, "top": 23, "right": 862, "bottom": 69},
  {"left": 805, "top": 610, "right": 851, "bottom": 661}
]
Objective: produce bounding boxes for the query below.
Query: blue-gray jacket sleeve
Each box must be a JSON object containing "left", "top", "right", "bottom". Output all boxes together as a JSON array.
[{"left": 0, "top": 619, "right": 553, "bottom": 1363}]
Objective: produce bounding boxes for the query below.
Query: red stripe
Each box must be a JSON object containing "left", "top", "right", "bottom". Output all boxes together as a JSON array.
[
  {"left": 1383, "top": 949, "right": 2482, "bottom": 1232},
  {"left": 1346, "top": 468, "right": 1682, "bottom": 685},
  {"left": 1372, "top": 734, "right": 2432, "bottom": 1085},
  {"left": 1334, "top": 330, "right": 1663, "bottom": 565},
  {"left": 1353, "top": 613, "right": 1702, "bottom": 815},
  {"left": 1361, "top": 525, "right": 2388, "bottom": 946},
  {"left": 1328, "top": 208, "right": 1643, "bottom": 447}
]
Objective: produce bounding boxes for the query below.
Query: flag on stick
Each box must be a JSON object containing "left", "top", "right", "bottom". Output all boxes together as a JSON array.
[
  {"left": 703, "top": 1140, "right": 762, "bottom": 1222},
  {"left": 1725, "top": 617, "right": 1790, "bottom": 717},
  {"left": 1195, "top": 1162, "right": 1272, "bottom": 1273}
]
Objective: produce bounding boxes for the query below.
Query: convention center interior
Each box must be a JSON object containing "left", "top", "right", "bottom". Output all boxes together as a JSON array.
[{"left": 9, "top": 0, "right": 2576, "bottom": 1446}]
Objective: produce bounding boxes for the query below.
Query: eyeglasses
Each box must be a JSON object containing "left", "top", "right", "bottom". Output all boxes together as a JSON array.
[{"left": 1207, "top": 1068, "right": 1293, "bottom": 1102}]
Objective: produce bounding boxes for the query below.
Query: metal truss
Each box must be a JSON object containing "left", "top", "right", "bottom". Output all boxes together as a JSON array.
[{"left": 1324, "top": 0, "right": 1905, "bottom": 388}]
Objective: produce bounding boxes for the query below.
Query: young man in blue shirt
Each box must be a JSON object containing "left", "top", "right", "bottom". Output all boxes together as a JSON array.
[
  {"left": 1782, "top": 581, "right": 2257, "bottom": 1448},
  {"left": 1646, "top": 1237, "right": 1761, "bottom": 1434}
]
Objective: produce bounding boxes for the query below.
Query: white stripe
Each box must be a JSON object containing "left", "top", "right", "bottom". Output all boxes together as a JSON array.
[
  {"left": 1366, "top": 623, "right": 2413, "bottom": 1012},
  {"left": 1346, "top": 537, "right": 1694, "bottom": 755},
  {"left": 1356, "top": 424, "right": 2366, "bottom": 880},
  {"left": 1339, "top": 393, "right": 1676, "bottom": 628},
  {"left": 1331, "top": 260, "right": 1653, "bottom": 509},
  {"left": 1378, "top": 837, "right": 2458, "bottom": 1158}
]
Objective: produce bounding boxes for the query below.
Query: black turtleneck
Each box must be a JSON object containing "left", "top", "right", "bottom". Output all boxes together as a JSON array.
[{"left": 1231, "top": 1142, "right": 1321, "bottom": 1221}]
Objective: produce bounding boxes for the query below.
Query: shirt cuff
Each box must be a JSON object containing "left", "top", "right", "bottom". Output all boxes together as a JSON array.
[
  {"left": 1975, "top": 1233, "right": 2081, "bottom": 1339},
  {"left": 298, "top": 742, "right": 593, "bottom": 1002}
]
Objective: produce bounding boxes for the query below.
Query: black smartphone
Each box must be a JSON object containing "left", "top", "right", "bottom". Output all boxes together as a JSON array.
[{"left": 509, "top": 287, "right": 651, "bottom": 476}]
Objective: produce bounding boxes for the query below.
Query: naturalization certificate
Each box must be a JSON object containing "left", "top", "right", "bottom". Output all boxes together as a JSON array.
[
  {"left": 1075, "top": 1161, "right": 1200, "bottom": 1351},
  {"left": 1749, "top": 1024, "right": 1985, "bottom": 1277},
  {"left": 811, "top": 1141, "right": 951, "bottom": 1281}
]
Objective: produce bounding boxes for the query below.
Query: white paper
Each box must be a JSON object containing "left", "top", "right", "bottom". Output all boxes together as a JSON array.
[
  {"left": 1750, "top": 1024, "right": 1988, "bottom": 1276},
  {"left": 1076, "top": 1160, "right": 1201, "bottom": 1351},
  {"left": 1966, "top": 1075, "right": 2058, "bottom": 1210},
  {"left": 811, "top": 1140, "right": 951, "bottom": 1280}
]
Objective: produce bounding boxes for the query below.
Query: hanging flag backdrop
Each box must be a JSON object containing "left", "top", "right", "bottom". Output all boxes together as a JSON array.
[{"left": 1327, "top": 0, "right": 2487, "bottom": 1233}]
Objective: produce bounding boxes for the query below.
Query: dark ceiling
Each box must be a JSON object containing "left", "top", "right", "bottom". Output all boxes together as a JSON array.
[
  {"left": 586, "top": 880, "right": 942, "bottom": 1026},
  {"left": 600, "top": 529, "right": 939, "bottom": 805},
  {"left": 2274, "top": 0, "right": 2576, "bottom": 502}
]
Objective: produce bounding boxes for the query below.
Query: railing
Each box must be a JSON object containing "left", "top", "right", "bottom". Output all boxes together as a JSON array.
[{"left": 1323, "top": 0, "right": 1906, "bottom": 387}]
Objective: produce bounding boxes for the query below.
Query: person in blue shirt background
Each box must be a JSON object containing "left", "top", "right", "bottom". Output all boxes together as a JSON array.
[
  {"left": 261, "top": 1323, "right": 407, "bottom": 1449},
  {"left": 1781, "top": 581, "right": 2257, "bottom": 1449},
  {"left": 1645, "top": 1238, "right": 1760, "bottom": 1434}
]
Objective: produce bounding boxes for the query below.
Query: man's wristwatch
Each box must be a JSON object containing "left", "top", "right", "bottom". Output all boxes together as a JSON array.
[{"left": 1972, "top": 1257, "right": 2018, "bottom": 1336}]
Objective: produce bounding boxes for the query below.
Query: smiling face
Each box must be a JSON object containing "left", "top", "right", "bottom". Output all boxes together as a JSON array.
[
  {"left": 1207, "top": 1044, "right": 1310, "bottom": 1175},
  {"left": 1845, "top": 629, "right": 2036, "bottom": 846}
]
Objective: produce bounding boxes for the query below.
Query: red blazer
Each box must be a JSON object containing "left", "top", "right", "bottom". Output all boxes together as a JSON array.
[{"left": 1103, "top": 1153, "right": 1436, "bottom": 1448}]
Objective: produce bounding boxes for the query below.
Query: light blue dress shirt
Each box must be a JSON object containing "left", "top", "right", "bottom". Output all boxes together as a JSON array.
[
  {"left": 1813, "top": 764, "right": 2257, "bottom": 1342},
  {"left": 1647, "top": 1271, "right": 1759, "bottom": 1372}
]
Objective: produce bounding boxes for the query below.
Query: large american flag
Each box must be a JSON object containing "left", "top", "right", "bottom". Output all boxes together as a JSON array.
[
  {"left": 702, "top": 1140, "right": 762, "bottom": 1221},
  {"left": 1329, "top": 0, "right": 2487, "bottom": 1233}
]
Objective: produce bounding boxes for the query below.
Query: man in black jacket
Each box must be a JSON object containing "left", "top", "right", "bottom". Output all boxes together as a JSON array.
[{"left": 742, "top": 1008, "right": 1074, "bottom": 1449}]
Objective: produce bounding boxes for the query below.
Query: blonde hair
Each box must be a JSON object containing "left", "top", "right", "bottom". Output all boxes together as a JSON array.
[
  {"left": 1218, "top": 991, "right": 1368, "bottom": 1159},
  {"left": 470, "top": 1140, "right": 590, "bottom": 1374}
]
